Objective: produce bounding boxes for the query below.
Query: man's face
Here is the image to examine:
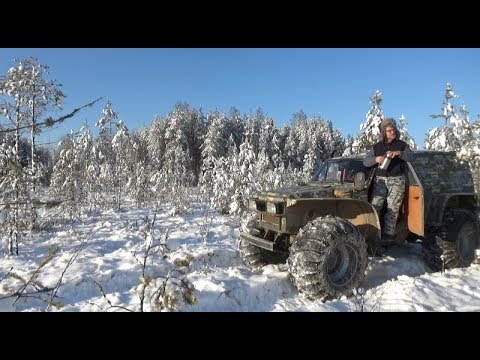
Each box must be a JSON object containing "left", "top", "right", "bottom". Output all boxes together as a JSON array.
[{"left": 385, "top": 126, "right": 396, "bottom": 142}]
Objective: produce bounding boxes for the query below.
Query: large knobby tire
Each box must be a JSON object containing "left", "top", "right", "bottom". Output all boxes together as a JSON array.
[
  {"left": 422, "top": 208, "right": 479, "bottom": 272},
  {"left": 238, "top": 215, "right": 287, "bottom": 269},
  {"left": 287, "top": 215, "right": 368, "bottom": 300}
]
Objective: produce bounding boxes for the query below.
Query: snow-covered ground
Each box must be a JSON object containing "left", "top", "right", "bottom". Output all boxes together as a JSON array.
[{"left": 1, "top": 202, "right": 479, "bottom": 312}]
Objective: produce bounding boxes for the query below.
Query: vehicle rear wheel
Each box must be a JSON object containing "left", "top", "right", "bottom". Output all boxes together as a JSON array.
[
  {"left": 422, "top": 208, "right": 479, "bottom": 271},
  {"left": 287, "top": 215, "right": 368, "bottom": 300}
]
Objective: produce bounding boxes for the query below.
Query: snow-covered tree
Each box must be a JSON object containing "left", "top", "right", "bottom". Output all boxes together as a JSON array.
[
  {"left": 0, "top": 133, "right": 30, "bottom": 254},
  {"left": 342, "top": 135, "right": 355, "bottom": 156},
  {"left": 456, "top": 104, "right": 480, "bottom": 197},
  {"left": 50, "top": 130, "right": 81, "bottom": 220},
  {"left": 424, "top": 83, "right": 480, "bottom": 198},
  {"left": 75, "top": 121, "right": 97, "bottom": 209},
  {"left": 271, "top": 127, "right": 286, "bottom": 169},
  {"left": 258, "top": 116, "right": 275, "bottom": 165},
  {"left": 302, "top": 148, "right": 316, "bottom": 183},
  {"left": 352, "top": 90, "right": 384, "bottom": 153},
  {"left": 210, "top": 134, "right": 237, "bottom": 214},
  {"left": 185, "top": 106, "right": 206, "bottom": 186},
  {"left": 96, "top": 100, "right": 118, "bottom": 143},
  {"left": 160, "top": 106, "right": 193, "bottom": 214},
  {"left": 126, "top": 131, "right": 150, "bottom": 206},
  {"left": 253, "top": 150, "right": 273, "bottom": 192},
  {"left": 244, "top": 108, "right": 264, "bottom": 156},
  {"left": 225, "top": 107, "right": 245, "bottom": 150},
  {"left": 0, "top": 57, "right": 64, "bottom": 253},
  {"left": 146, "top": 115, "right": 167, "bottom": 197},
  {"left": 284, "top": 110, "right": 307, "bottom": 170},
  {"left": 7, "top": 58, "right": 64, "bottom": 191},
  {"left": 94, "top": 100, "right": 121, "bottom": 208},
  {"left": 425, "top": 82, "right": 467, "bottom": 151},
  {"left": 314, "top": 118, "right": 345, "bottom": 164},
  {"left": 199, "top": 110, "right": 226, "bottom": 200},
  {"left": 397, "top": 114, "right": 417, "bottom": 149},
  {"left": 211, "top": 156, "right": 233, "bottom": 214},
  {"left": 229, "top": 140, "right": 256, "bottom": 215},
  {"left": 111, "top": 120, "right": 130, "bottom": 209}
]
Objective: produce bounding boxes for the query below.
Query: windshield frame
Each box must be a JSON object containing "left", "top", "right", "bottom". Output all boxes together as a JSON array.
[{"left": 312, "top": 158, "right": 372, "bottom": 184}]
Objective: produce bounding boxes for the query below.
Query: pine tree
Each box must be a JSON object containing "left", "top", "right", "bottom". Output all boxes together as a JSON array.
[
  {"left": 161, "top": 106, "right": 193, "bottom": 214},
  {"left": 271, "top": 127, "right": 285, "bottom": 169},
  {"left": 126, "top": 131, "right": 150, "bottom": 206},
  {"left": 284, "top": 111, "right": 307, "bottom": 170},
  {"left": 111, "top": 120, "right": 129, "bottom": 209},
  {"left": 50, "top": 130, "right": 80, "bottom": 220},
  {"left": 0, "top": 58, "right": 62, "bottom": 188},
  {"left": 456, "top": 104, "right": 480, "bottom": 197},
  {"left": 229, "top": 139, "right": 256, "bottom": 215},
  {"left": 199, "top": 110, "right": 226, "bottom": 201},
  {"left": 425, "top": 82, "right": 465, "bottom": 151},
  {"left": 244, "top": 108, "right": 264, "bottom": 156},
  {"left": 424, "top": 83, "right": 480, "bottom": 197},
  {"left": 258, "top": 116, "right": 275, "bottom": 166},
  {"left": 0, "top": 57, "right": 63, "bottom": 253},
  {"left": 342, "top": 135, "right": 355, "bottom": 156},
  {"left": 0, "top": 132, "right": 29, "bottom": 254},
  {"left": 94, "top": 100, "right": 119, "bottom": 208},
  {"left": 302, "top": 148, "right": 316, "bottom": 183},
  {"left": 225, "top": 107, "right": 245, "bottom": 150},
  {"left": 146, "top": 116, "right": 167, "bottom": 197},
  {"left": 75, "top": 121, "right": 96, "bottom": 209},
  {"left": 397, "top": 114, "right": 417, "bottom": 149},
  {"left": 352, "top": 90, "right": 384, "bottom": 153},
  {"left": 315, "top": 118, "right": 344, "bottom": 164},
  {"left": 175, "top": 103, "right": 206, "bottom": 186},
  {"left": 210, "top": 135, "right": 238, "bottom": 214},
  {"left": 210, "top": 156, "right": 231, "bottom": 214}
]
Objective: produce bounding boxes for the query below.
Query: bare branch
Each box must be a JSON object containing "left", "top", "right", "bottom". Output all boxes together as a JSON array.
[
  {"left": 13, "top": 246, "right": 60, "bottom": 305},
  {"left": 45, "top": 240, "right": 87, "bottom": 311},
  {"left": 0, "top": 267, "right": 13, "bottom": 283},
  {"left": 89, "top": 276, "right": 133, "bottom": 312},
  {"left": 0, "top": 199, "right": 68, "bottom": 207},
  {"left": 44, "top": 222, "right": 106, "bottom": 311},
  {"left": 0, "top": 97, "right": 103, "bottom": 134}
]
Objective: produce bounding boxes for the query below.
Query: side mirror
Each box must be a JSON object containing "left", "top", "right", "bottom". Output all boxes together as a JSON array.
[{"left": 353, "top": 171, "right": 365, "bottom": 191}]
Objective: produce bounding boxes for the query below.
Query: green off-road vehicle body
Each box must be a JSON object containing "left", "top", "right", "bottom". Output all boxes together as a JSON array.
[{"left": 238, "top": 150, "right": 479, "bottom": 300}]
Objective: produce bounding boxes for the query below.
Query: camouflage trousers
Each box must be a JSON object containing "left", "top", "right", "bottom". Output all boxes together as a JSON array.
[{"left": 371, "top": 175, "right": 405, "bottom": 236}]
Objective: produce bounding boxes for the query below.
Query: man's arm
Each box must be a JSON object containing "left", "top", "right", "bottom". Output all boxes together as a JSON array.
[
  {"left": 363, "top": 147, "right": 377, "bottom": 167},
  {"left": 399, "top": 145, "right": 414, "bottom": 162}
]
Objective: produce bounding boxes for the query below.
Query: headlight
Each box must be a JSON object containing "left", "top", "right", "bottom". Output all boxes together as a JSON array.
[
  {"left": 267, "top": 202, "right": 277, "bottom": 214},
  {"left": 249, "top": 200, "right": 257, "bottom": 211}
]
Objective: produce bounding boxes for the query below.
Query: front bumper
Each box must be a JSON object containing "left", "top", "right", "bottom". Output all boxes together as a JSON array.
[{"left": 239, "top": 231, "right": 288, "bottom": 254}]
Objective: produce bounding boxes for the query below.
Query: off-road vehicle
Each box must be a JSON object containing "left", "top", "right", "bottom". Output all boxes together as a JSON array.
[{"left": 238, "top": 150, "right": 480, "bottom": 300}]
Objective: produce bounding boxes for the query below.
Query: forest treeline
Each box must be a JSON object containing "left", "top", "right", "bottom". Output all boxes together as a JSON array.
[{"left": 1, "top": 57, "right": 479, "bottom": 255}]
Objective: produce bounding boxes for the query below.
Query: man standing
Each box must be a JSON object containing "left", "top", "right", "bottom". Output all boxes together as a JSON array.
[{"left": 363, "top": 118, "right": 414, "bottom": 243}]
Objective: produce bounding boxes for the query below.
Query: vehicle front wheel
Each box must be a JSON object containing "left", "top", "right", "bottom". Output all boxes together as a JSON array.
[{"left": 287, "top": 215, "right": 368, "bottom": 300}]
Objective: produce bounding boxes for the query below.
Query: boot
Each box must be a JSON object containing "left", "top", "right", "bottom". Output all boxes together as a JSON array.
[
  {"left": 382, "top": 233, "right": 397, "bottom": 245},
  {"left": 383, "top": 233, "right": 406, "bottom": 245}
]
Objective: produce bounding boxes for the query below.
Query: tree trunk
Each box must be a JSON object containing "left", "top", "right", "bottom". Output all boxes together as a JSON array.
[{"left": 31, "top": 91, "right": 36, "bottom": 192}]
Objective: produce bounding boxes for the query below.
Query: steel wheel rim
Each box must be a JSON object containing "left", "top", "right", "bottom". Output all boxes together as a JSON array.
[{"left": 327, "top": 243, "right": 359, "bottom": 286}]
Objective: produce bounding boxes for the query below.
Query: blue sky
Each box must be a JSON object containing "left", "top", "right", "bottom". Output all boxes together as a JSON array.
[{"left": 1, "top": 48, "right": 479, "bottom": 148}]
